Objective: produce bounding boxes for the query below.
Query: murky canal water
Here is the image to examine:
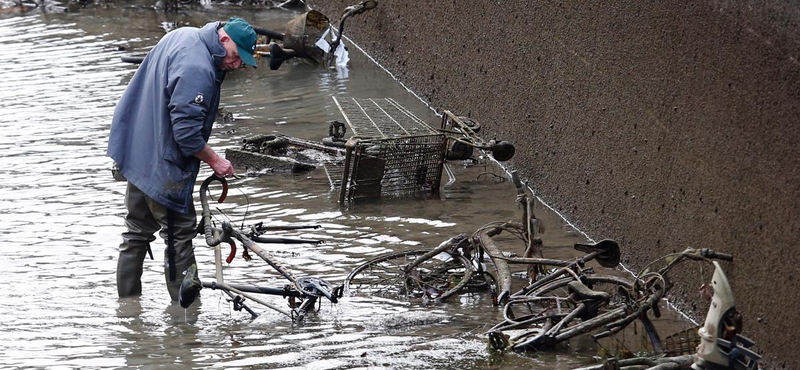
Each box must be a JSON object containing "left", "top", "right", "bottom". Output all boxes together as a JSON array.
[{"left": 0, "top": 2, "right": 697, "bottom": 369}]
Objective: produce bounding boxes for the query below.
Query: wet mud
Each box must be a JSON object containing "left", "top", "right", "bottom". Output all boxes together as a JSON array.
[{"left": 308, "top": 0, "right": 800, "bottom": 368}]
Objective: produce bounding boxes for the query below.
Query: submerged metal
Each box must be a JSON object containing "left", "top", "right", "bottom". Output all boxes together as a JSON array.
[
  {"left": 332, "top": 97, "right": 447, "bottom": 203},
  {"left": 226, "top": 133, "right": 344, "bottom": 173}
]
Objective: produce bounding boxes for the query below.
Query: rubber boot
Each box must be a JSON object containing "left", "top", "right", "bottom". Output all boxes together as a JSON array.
[
  {"left": 179, "top": 264, "right": 202, "bottom": 308},
  {"left": 117, "top": 243, "right": 148, "bottom": 298},
  {"left": 166, "top": 258, "right": 197, "bottom": 301}
]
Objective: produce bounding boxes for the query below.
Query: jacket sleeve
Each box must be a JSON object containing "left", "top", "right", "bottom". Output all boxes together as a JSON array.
[{"left": 166, "top": 57, "right": 216, "bottom": 158}]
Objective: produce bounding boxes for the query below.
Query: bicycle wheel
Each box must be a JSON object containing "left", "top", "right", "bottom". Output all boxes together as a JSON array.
[{"left": 345, "top": 249, "right": 473, "bottom": 301}]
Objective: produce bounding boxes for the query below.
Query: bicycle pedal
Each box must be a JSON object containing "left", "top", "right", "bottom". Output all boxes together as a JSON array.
[{"left": 232, "top": 295, "right": 247, "bottom": 311}]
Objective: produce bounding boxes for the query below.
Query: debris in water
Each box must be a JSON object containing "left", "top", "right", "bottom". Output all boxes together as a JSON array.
[
  {"left": 226, "top": 133, "right": 344, "bottom": 174},
  {"left": 366, "top": 312, "right": 449, "bottom": 330}
]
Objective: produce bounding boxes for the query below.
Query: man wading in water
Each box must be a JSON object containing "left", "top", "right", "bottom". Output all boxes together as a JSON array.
[{"left": 107, "top": 18, "right": 257, "bottom": 301}]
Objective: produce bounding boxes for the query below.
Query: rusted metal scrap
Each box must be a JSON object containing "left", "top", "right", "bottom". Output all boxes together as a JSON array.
[{"left": 225, "top": 134, "right": 345, "bottom": 174}]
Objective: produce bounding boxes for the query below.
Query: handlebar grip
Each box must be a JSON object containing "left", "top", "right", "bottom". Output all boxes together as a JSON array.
[
  {"left": 218, "top": 179, "right": 228, "bottom": 203},
  {"left": 121, "top": 56, "right": 145, "bottom": 64},
  {"left": 251, "top": 25, "right": 284, "bottom": 41},
  {"left": 225, "top": 241, "right": 236, "bottom": 264},
  {"left": 701, "top": 248, "right": 733, "bottom": 261}
]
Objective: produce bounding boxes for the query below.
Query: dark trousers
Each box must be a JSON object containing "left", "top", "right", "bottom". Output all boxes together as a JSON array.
[{"left": 117, "top": 182, "right": 197, "bottom": 301}]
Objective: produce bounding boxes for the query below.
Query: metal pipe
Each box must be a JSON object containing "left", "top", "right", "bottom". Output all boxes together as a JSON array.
[
  {"left": 225, "top": 223, "right": 298, "bottom": 285},
  {"left": 250, "top": 236, "right": 323, "bottom": 244},
  {"left": 253, "top": 224, "right": 320, "bottom": 231},
  {"left": 207, "top": 281, "right": 292, "bottom": 318},
  {"left": 202, "top": 281, "right": 302, "bottom": 298},
  {"left": 339, "top": 140, "right": 355, "bottom": 204},
  {"left": 490, "top": 255, "right": 572, "bottom": 266}
]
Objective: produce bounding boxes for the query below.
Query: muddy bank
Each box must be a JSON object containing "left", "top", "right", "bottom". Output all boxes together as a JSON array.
[{"left": 310, "top": 1, "right": 800, "bottom": 368}]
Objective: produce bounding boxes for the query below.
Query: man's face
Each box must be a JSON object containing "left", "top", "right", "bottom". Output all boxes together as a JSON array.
[{"left": 220, "top": 36, "right": 244, "bottom": 71}]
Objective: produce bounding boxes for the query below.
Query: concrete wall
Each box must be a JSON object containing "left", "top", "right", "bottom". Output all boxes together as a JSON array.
[{"left": 310, "top": 0, "right": 800, "bottom": 368}]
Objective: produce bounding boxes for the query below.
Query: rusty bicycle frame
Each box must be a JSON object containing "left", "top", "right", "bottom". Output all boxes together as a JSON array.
[
  {"left": 181, "top": 174, "right": 342, "bottom": 322},
  {"left": 487, "top": 247, "right": 735, "bottom": 353},
  {"left": 342, "top": 170, "right": 573, "bottom": 304}
]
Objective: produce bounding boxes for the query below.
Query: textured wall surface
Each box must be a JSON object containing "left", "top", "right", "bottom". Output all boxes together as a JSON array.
[{"left": 310, "top": 1, "right": 800, "bottom": 368}]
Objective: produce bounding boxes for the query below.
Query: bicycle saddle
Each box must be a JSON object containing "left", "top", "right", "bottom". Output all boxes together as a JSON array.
[{"left": 296, "top": 277, "right": 340, "bottom": 304}]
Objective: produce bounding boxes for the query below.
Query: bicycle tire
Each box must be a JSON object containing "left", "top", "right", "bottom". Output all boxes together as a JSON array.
[
  {"left": 344, "top": 249, "right": 473, "bottom": 301},
  {"left": 457, "top": 116, "right": 481, "bottom": 133}
]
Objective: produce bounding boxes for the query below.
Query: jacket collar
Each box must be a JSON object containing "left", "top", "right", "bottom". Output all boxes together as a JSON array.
[{"left": 199, "top": 21, "right": 226, "bottom": 82}]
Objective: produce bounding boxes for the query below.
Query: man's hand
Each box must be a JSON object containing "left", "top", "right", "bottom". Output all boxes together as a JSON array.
[
  {"left": 194, "top": 144, "right": 235, "bottom": 177},
  {"left": 210, "top": 157, "right": 234, "bottom": 177}
]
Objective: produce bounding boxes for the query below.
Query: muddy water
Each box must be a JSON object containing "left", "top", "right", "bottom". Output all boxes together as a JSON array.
[{"left": 0, "top": 2, "right": 697, "bottom": 369}]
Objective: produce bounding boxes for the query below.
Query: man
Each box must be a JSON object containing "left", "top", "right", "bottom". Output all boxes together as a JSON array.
[{"left": 107, "top": 17, "right": 258, "bottom": 301}]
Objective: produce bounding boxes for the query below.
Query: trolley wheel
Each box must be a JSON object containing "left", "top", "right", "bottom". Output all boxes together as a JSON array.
[
  {"left": 344, "top": 249, "right": 474, "bottom": 301},
  {"left": 457, "top": 116, "right": 482, "bottom": 133}
]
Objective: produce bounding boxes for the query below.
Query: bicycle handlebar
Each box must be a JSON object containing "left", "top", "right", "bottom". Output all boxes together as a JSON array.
[
  {"left": 200, "top": 175, "right": 228, "bottom": 247},
  {"left": 251, "top": 25, "right": 284, "bottom": 41},
  {"left": 323, "top": 0, "right": 378, "bottom": 68},
  {"left": 120, "top": 56, "right": 145, "bottom": 64},
  {"left": 699, "top": 248, "right": 733, "bottom": 261},
  {"left": 593, "top": 248, "right": 733, "bottom": 340}
]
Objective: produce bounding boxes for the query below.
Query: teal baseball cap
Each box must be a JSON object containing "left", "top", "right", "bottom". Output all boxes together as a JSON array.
[{"left": 223, "top": 17, "right": 258, "bottom": 68}]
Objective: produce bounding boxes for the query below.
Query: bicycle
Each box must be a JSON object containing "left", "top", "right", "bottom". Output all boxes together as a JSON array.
[
  {"left": 467, "top": 169, "right": 556, "bottom": 304},
  {"left": 571, "top": 261, "right": 760, "bottom": 370},
  {"left": 343, "top": 170, "right": 554, "bottom": 304},
  {"left": 343, "top": 233, "right": 478, "bottom": 301},
  {"left": 178, "top": 174, "right": 342, "bottom": 322},
  {"left": 487, "top": 247, "right": 734, "bottom": 354},
  {"left": 120, "top": 1, "right": 378, "bottom": 71}
]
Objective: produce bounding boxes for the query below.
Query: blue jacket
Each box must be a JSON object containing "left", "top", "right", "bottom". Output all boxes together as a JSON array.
[{"left": 108, "top": 22, "right": 226, "bottom": 214}]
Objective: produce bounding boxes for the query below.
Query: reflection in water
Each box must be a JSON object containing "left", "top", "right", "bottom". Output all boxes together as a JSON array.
[
  {"left": 0, "top": 2, "right": 699, "bottom": 369},
  {"left": 113, "top": 298, "right": 204, "bottom": 368}
]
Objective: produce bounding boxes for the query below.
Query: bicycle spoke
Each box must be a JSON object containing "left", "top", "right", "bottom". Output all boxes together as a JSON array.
[{"left": 345, "top": 249, "right": 473, "bottom": 301}]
